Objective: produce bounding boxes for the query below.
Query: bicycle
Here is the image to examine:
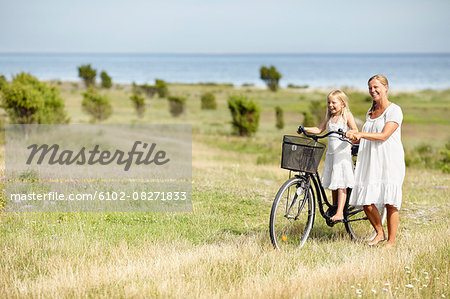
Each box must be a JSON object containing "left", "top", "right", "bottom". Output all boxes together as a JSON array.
[{"left": 269, "top": 126, "right": 386, "bottom": 249}]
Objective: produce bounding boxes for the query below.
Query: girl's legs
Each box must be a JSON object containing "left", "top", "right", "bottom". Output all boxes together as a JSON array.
[
  {"left": 331, "top": 190, "right": 338, "bottom": 205},
  {"left": 331, "top": 188, "right": 346, "bottom": 222},
  {"left": 363, "top": 204, "right": 385, "bottom": 245},
  {"left": 384, "top": 204, "right": 399, "bottom": 249}
]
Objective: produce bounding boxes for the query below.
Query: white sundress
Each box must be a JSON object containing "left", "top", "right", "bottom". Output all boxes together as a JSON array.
[
  {"left": 321, "top": 118, "right": 354, "bottom": 190},
  {"left": 349, "top": 103, "right": 405, "bottom": 210}
]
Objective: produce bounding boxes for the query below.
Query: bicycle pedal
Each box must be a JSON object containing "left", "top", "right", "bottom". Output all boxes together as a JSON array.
[
  {"left": 325, "top": 205, "right": 337, "bottom": 218},
  {"left": 326, "top": 218, "right": 335, "bottom": 227}
]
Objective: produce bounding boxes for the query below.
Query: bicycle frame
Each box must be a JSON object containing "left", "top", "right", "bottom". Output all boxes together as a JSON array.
[{"left": 291, "top": 171, "right": 333, "bottom": 226}]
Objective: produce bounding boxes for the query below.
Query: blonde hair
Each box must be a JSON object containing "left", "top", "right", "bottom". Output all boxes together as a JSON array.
[
  {"left": 325, "top": 90, "right": 350, "bottom": 124},
  {"left": 368, "top": 74, "right": 389, "bottom": 116}
]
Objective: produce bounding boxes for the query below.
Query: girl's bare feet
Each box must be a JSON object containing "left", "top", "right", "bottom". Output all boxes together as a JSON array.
[
  {"left": 368, "top": 232, "right": 386, "bottom": 246},
  {"left": 331, "top": 214, "right": 344, "bottom": 222}
]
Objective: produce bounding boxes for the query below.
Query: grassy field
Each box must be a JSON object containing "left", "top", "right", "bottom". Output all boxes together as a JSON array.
[{"left": 0, "top": 82, "right": 449, "bottom": 298}]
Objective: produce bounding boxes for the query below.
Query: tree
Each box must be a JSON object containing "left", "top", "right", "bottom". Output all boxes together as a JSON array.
[
  {"left": 200, "top": 92, "right": 217, "bottom": 110},
  {"left": 260, "top": 65, "right": 282, "bottom": 91},
  {"left": 227, "top": 95, "right": 261, "bottom": 136},
  {"left": 275, "top": 106, "right": 284, "bottom": 129},
  {"left": 77, "top": 64, "right": 97, "bottom": 87},
  {"left": 130, "top": 94, "right": 146, "bottom": 118},
  {"left": 1, "top": 72, "right": 69, "bottom": 124},
  {"left": 100, "top": 71, "right": 112, "bottom": 89},
  {"left": 167, "top": 96, "right": 186, "bottom": 117},
  {"left": 81, "top": 87, "right": 112, "bottom": 122},
  {"left": 155, "top": 79, "right": 169, "bottom": 98}
]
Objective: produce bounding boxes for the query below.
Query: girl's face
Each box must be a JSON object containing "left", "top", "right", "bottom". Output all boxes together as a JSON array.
[
  {"left": 368, "top": 79, "right": 388, "bottom": 101},
  {"left": 327, "top": 95, "right": 343, "bottom": 116}
]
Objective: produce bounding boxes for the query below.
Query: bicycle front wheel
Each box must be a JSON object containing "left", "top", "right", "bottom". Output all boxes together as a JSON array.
[
  {"left": 345, "top": 205, "right": 387, "bottom": 242},
  {"left": 269, "top": 176, "right": 315, "bottom": 250}
]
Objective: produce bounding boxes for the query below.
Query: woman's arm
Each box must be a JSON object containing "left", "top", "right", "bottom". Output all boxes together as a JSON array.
[
  {"left": 303, "top": 118, "right": 327, "bottom": 134},
  {"left": 347, "top": 121, "right": 399, "bottom": 142}
]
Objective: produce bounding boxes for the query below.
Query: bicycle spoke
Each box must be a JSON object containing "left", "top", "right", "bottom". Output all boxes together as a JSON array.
[{"left": 285, "top": 193, "right": 298, "bottom": 216}]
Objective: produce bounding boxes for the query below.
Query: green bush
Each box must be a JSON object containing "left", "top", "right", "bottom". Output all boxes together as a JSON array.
[
  {"left": 309, "top": 99, "right": 327, "bottom": 123},
  {"left": 167, "top": 96, "right": 186, "bottom": 117},
  {"left": 405, "top": 142, "right": 450, "bottom": 173},
  {"left": 200, "top": 92, "right": 217, "bottom": 110},
  {"left": 1, "top": 72, "right": 69, "bottom": 124},
  {"left": 0, "top": 75, "right": 7, "bottom": 91},
  {"left": 302, "top": 111, "right": 316, "bottom": 127},
  {"left": 440, "top": 143, "right": 450, "bottom": 173},
  {"left": 275, "top": 106, "right": 284, "bottom": 129},
  {"left": 287, "top": 83, "right": 309, "bottom": 89},
  {"left": 132, "top": 83, "right": 158, "bottom": 98},
  {"left": 155, "top": 79, "right": 169, "bottom": 98},
  {"left": 81, "top": 87, "right": 112, "bottom": 122},
  {"left": 227, "top": 95, "right": 261, "bottom": 136},
  {"left": 260, "top": 65, "right": 282, "bottom": 91},
  {"left": 77, "top": 64, "right": 97, "bottom": 87},
  {"left": 141, "top": 84, "right": 158, "bottom": 97},
  {"left": 130, "top": 94, "right": 146, "bottom": 118},
  {"left": 100, "top": 71, "right": 112, "bottom": 89}
]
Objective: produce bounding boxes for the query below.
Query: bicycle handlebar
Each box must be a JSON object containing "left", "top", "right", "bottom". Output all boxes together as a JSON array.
[{"left": 297, "top": 126, "right": 351, "bottom": 143}]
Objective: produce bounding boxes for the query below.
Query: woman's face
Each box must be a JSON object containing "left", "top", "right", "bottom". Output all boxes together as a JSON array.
[{"left": 368, "top": 79, "right": 388, "bottom": 101}]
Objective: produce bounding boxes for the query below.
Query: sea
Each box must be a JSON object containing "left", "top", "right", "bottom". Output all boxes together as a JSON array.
[{"left": 1, "top": 53, "right": 450, "bottom": 90}]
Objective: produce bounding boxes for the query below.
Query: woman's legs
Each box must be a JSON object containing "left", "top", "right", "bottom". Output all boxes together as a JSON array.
[
  {"left": 384, "top": 204, "right": 399, "bottom": 249},
  {"left": 331, "top": 188, "right": 346, "bottom": 222},
  {"left": 363, "top": 204, "right": 385, "bottom": 245}
]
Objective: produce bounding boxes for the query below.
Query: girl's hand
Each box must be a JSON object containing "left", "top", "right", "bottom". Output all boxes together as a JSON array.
[
  {"left": 346, "top": 130, "right": 361, "bottom": 142},
  {"left": 346, "top": 130, "right": 357, "bottom": 140}
]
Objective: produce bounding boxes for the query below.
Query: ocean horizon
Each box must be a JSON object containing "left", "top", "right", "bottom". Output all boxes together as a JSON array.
[{"left": 1, "top": 52, "right": 450, "bottom": 90}]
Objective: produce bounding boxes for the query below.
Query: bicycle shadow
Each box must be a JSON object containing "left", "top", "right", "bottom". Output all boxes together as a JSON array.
[{"left": 307, "top": 220, "right": 351, "bottom": 242}]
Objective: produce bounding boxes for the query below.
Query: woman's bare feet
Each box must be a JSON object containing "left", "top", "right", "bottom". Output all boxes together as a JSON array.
[
  {"left": 383, "top": 242, "right": 395, "bottom": 249},
  {"left": 368, "top": 232, "right": 386, "bottom": 246}
]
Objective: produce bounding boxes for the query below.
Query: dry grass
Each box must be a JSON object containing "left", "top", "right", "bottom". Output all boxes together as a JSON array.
[{"left": 0, "top": 219, "right": 448, "bottom": 298}]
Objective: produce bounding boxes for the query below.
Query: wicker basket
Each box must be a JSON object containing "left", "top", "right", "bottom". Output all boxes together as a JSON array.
[{"left": 281, "top": 135, "right": 326, "bottom": 173}]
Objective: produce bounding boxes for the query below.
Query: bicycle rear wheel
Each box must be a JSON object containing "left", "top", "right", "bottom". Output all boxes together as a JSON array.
[
  {"left": 345, "top": 204, "right": 386, "bottom": 242},
  {"left": 269, "top": 176, "right": 315, "bottom": 249}
]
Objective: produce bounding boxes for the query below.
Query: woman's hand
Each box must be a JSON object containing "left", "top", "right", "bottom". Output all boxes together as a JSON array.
[{"left": 346, "top": 130, "right": 361, "bottom": 142}]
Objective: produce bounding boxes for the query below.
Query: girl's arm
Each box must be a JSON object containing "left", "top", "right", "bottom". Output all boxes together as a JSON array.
[
  {"left": 347, "top": 113, "right": 358, "bottom": 132},
  {"left": 347, "top": 122, "right": 399, "bottom": 142},
  {"left": 303, "top": 118, "right": 327, "bottom": 134}
]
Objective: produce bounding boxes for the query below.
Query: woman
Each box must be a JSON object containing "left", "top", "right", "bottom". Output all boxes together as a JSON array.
[{"left": 346, "top": 74, "right": 405, "bottom": 249}]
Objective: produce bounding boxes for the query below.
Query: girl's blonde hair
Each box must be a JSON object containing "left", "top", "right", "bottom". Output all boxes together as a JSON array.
[
  {"left": 325, "top": 90, "right": 350, "bottom": 124},
  {"left": 368, "top": 74, "right": 389, "bottom": 116}
]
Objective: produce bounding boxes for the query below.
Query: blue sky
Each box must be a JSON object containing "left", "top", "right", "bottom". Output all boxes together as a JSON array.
[{"left": 1, "top": 0, "right": 449, "bottom": 53}]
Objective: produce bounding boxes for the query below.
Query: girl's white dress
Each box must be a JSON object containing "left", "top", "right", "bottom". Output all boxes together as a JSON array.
[
  {"left": 321, "top": 118, "right": 354, "bottom": 190},
  {"left": 349, "top": 103, "right": 405, "bottom": 210}
]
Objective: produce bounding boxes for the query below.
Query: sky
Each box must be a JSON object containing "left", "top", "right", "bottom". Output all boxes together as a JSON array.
[{"left": 0, "top": 0, "right": 449, "bottom": 53}]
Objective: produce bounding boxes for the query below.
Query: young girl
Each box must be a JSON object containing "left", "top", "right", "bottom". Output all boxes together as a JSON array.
[{"left": 303, "top": 90, "right": 358, "bottom": 222}]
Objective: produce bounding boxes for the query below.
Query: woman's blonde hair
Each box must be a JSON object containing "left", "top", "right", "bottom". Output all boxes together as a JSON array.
[
  {"left": 368, "top": 74, "right": 389, "bottom": 116},
  {"left": 325, "top": 89, "right": 350, "bottom": 124}
]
